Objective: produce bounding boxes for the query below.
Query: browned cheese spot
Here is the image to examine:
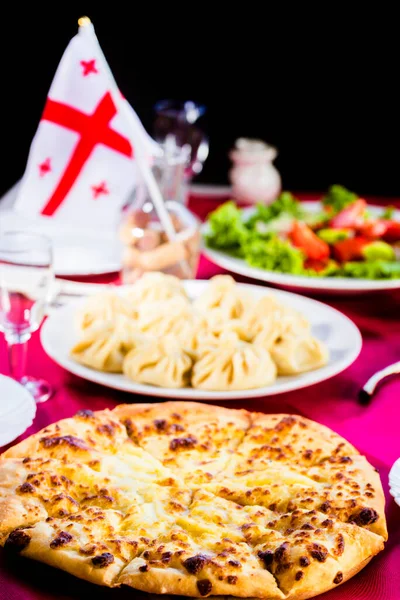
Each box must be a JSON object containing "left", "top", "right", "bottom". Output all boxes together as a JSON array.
[
  {"left": 17, "top": 482, "right": 35, "bottom": 494},
  {"left": 197, "top": 579, "right": 212, "bottom": 596},
  {"left": 169, "top": 435, "right": 197, "bottom": 451},
  {"left": 5, "top": 530, "right": 32, "bottom": 553},
  {"left": 333, "top": 571, "right": 344, "bottom": 584},
  {"left": 154, "top": 419, "right": 167, "bottom": 431},
  {"left": 75, "top": 409, "right": 94, "bottom": 418},
  {"left": 161, "top": 551, "right": 173, "bottom": 563},
  {"left": 91, "top": 552, "right": 115, "bottom": 568},
  {"left": 40, "top": 435, "right": 88, "bottom": 451},
  {"left": 228, "top": 559, "right": 241, "bottom": 567},
  {"left": 309, "top": 543, "right": 328, "bottom": 562},
  {"left": 333, "top": 533, "right": 345, "bottom": 556},
  {"left": 183, "top": 554, "right": 210, "bottom": 574},
  {"left": 258, "top": 550, "right": 274, "bottom": 568},
  {"left": 50, "top": 531, "right": 73, "bottom": 549},
  {"left": 349, "top": 507, "right": 379, "bottom": 526}
]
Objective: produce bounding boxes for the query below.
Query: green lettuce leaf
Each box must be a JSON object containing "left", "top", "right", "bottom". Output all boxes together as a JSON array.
[
  {"left": 381, "top": 205, "right": 396, "bottom": 219},
  {"left": 322, "top": 184, "right": 358, "bottom": 214},
  {"left": 246, "top": 191, "right": 304, "bottom": 227},
  {"left": 342, "top": 260, "right": 400, "bottom": 279},
  {"left": 242, "top": 233, "right": 304, "bottom": 274},
  {"left": 206, "top": 201, "right": 249, "bottom": 251}
]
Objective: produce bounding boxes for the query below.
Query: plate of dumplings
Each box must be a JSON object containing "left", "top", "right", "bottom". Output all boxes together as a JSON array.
[{"left": 40, "top": 273, "right": 362, "bottom": 400}]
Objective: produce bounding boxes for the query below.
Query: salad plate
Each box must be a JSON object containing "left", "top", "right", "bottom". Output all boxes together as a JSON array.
[{"left": 202, "top": 187, "right": 400, "bottom": 293}]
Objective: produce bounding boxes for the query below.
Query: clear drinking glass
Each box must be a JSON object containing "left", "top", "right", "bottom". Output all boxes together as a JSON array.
[
  {"left": 153, "top": 140, "right": 191, "bottom": 205},
  {"left": 0, "top": 232, "right": 53, "bottom": 403},
  {"left": 153, "top": 100, "right": 209, "bottom": 178}
]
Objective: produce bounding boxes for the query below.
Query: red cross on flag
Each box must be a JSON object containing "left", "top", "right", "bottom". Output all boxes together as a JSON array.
[{"left": 14, "top": 18, "right": 160, "bottom": 230}]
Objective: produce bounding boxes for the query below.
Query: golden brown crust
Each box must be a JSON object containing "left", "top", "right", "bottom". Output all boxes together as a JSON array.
[
  {"left": 0, "top": 402, "right": 387, "bottom": 598},
  {"left": 112, "top": 401, "right": 250, "bottom": 430},
  {"left": 0, "top": 494, "right": 47, "bottom": 543},
  {"left": 286, "top": 556, "right": 373, "bottom": 600},
  {"left": 119, "top": 561, "right": 285, "bottom": 598},
  {"left": 17, "top": 520, "right": 125, "bottom": 586},
  {"left": 2, "top": 408, "right": 127, "bottom": 459}
]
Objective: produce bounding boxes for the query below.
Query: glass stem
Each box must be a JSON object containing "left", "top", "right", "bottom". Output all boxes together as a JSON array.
[{"left": 5, "top": 333, "right": 30, "bottom": 383}]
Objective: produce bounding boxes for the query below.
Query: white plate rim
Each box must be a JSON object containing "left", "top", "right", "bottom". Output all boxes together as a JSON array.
[
  {"left": 0, "top": 375, "right": 37, "bottom": 447},
  {"left": 55, "top": 257, "right": 121, "bottom": 278},
  {"left": 40, "top": 280, "right": 362, "bottom": 401},
  {"left": 389, "top": 457, "right": 400, "bottom": 507},
  {"left": 202, "top": 202, "right": 400, "bottom": 292}
]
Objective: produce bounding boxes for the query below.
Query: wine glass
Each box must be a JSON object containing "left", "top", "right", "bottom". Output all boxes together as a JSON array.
[
  {"left": 153, "top": 100, "right": 209, "bottom": 179},
  {"left": 0, "top": 231, "right": 54, "bottom": 403}
]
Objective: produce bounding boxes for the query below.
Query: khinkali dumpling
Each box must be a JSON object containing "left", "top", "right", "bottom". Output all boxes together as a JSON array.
[
  {"left": 244, "top": 296, "right": 310, "bottom": 349},
  {"left": 123, "top": 336, "right": 193, "bottom": 388},
  {"left": 191, "top": 335, "right": 277, "bottom": 390},
  {"left": 135, "top": 299, "right": 231, "bottom": 356},
  {"left": 191, "top": 312, "right": 248, "bottom": 354},
  {"left": 70, "top": 316, "right": 142, "bottom": 373},
  {"left": 270, "top": 333, "right": 328, "bottom": 375},
  {"left": 176, "top": 308, "right": 249, "bottom": 356},
  {"left": 250, "top": 317, "right": 282, "bottom": 350},
  {"left": 75, "top": 292, "right": 136, "bottom": 333},
  {"left": 124, "top": 272, "right": 188, "bottom": 305},
  {"left": 136, "top": 296, "right": 194, "bottom": 337},
  {"left": 193, "top": 275, "right": 253, "bottom": 319}
]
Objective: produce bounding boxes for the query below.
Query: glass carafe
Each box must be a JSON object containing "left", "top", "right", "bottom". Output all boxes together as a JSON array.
[
  {"left": 153, "top": 100, "right": 209, "bottom": 178},
  {"left": 119, "top": 188, "right": 201, "bottom": 284}
]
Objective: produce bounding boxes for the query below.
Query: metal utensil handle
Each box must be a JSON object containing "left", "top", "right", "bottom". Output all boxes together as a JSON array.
[{"left": 363, "top": 361, "right": 400, "bottom": 394}]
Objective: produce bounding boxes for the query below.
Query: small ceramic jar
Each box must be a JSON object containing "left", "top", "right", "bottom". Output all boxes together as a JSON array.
[{"left": 229, "top": 138, "right": 281, "bottom": 204}]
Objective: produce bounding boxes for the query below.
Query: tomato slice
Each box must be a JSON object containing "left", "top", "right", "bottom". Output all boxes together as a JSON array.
[
  {"left": 358, "top": 219, "right": 388, "bottom": 239},
  {"left": 332, "top": 237, "right": 370, "bottom": 262},
  {"left": 304, "top": 258, "right": 329, "bottom": 272},
  {"left": 330, "top": 199, "right": 367, "bottom": 229},
  {"left": 382, "top": 221, "right": 400, "bottom": 243},
  {"left": 290, "top": 221, "right": 330, "bottom": 260}
]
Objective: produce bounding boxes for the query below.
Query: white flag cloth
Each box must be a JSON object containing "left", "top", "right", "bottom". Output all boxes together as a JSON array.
[{"left": 13, "top": 21, "right": 159, "bottom": 230}]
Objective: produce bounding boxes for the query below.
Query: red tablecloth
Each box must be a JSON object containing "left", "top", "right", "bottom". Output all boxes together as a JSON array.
[{"left": 0, "top": 193, "right": 399, "bottom": 600}]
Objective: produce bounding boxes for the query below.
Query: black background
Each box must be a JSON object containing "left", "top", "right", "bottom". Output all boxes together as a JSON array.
[{"left": 1, "top": 7, "right": 399, "bottom": 199}]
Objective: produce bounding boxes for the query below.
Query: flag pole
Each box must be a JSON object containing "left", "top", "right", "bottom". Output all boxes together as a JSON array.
[{"left": 77, "top": 17, "right": 185, "bottom": 249}]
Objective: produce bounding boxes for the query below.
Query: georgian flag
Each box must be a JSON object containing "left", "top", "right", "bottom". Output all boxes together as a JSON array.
[{"left": 14, "top": 18, "right": 159, "bottom": 230}]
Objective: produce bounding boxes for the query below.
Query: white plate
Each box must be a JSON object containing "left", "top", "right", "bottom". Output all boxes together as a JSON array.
[
  {"left": 49, "top": 235, "right": 121, "bottom": 277},
  {"left": 389, "top": 458, "right": 400, "bottom": 507},
  {"left": 40, "top": 280, "right": 362, "bottom": 401},
  {"left": 202, "top": 202, "right": 400, "bottom": 293},
  {"left": 0, "top": 375, "right": 37, "bottom": 447},
  {"left": 0, "top": 210, "right": 122, "bottom": 276}
]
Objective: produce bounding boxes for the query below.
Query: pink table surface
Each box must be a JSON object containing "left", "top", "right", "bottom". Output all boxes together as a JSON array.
[{"left": 0, "top": 192, "right": 399, "bottom": 600}]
